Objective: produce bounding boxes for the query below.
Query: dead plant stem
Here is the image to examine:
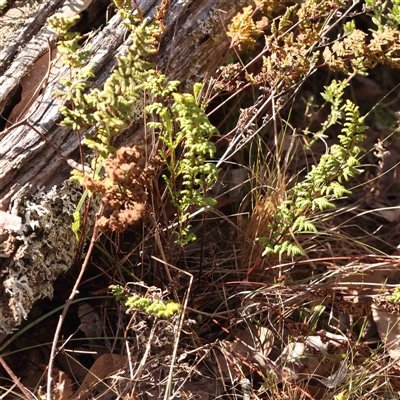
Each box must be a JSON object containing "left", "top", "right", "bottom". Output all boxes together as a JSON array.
[
  {"left": 0, "top": 356, "right": 36, "bottom": 400},
  {"left": 149, "top": 256, "right": 193, "bottom": 400},
  {"left": 131, "top": 319, "right": 157, "bottom": 383},
  {"left": 46, "top": 205, "right": 103, "bottom": 400}
]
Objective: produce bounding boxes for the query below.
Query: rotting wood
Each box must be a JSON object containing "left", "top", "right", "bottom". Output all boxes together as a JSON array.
[{"left": 0, "top": 0, "right": 242, "bottom": 335}]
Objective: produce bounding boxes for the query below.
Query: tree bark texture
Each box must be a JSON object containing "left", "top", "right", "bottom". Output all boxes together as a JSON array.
[{"left": 0, "top": 0, "right": 242, "bottom": 335}]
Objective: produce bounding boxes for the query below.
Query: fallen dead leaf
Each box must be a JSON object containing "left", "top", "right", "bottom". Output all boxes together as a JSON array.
[
  {"left": 277, "top": 332, "right": 348, "bottom": 382},
  {"left": 72, "top": 354, "right": 128, "bottom": 400},
  {"left": 371, "top": 305, "right": 400, "bottom": 360},
  {"left": 215, "top": 325, "right": 274, "bottom": 379},
  {"left": 52, "top": 368, "right": 75, "bottom": 400}
]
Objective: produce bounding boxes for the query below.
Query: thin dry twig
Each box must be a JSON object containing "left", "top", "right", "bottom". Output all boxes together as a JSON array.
[
  {"left": 150, "top": 255, "right": 193, "bottom": 400},
  {"left": 46, "top": 204, "right": 104, "bottom": 400},
  {"left": 0, "top": 355, "right": 36, "bottom": 400}
]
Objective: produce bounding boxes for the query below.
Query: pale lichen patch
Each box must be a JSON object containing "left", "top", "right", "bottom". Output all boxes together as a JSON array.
[
  {"left": 197, "top": 7, "right": 221, "bottom": 36},
  {"left": 0, "top": 180, "right": 85, "bottom": 334}
]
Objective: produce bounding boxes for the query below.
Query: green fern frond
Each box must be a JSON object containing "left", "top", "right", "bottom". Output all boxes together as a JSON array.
[
  {"left": 257, "top": 79, "right": 367, "bottom": 258},
  {"left": 149, "top": 92, "right": 219, "bottom": 245}
]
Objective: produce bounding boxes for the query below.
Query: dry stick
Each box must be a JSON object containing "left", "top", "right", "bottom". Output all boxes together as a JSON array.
[
  {"left": 46, "top": 205, "right": 103, "bottom": 400},
  {"left": 149, "top": 255, "right": 193, "bottom": 400},
  {"left": 152, "top": 217, "right": 179, "bottom": 303},
  {"left": 131, "top": 319, "right": 157, "bottom": 383},
  {"left": 3, "top": 112, "right": 86, "bottom": 175},
  {"left": 0, "top": 356, "right": 36, "bottom": 400}
]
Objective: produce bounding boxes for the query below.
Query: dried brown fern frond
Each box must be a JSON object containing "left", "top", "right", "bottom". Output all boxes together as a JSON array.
[
  {"left": 82, "top": 146, "right": 160, "bottom": 232},
  {"left": 227, "top": 5, "right": 263, "bottom": 51}
]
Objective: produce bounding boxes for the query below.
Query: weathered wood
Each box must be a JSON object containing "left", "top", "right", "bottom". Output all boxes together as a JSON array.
[
  {"left": 0, "top": 0, "right": 239, "bottom": 207},
  {"left": 0, "top": 0, "right": 65, "bottom": 78},
  {"left": 0, "top": 0, "right": 242, "bottom": 335},
  {"left": 0, "top": 8, "right": 128, "bottom": 208}
]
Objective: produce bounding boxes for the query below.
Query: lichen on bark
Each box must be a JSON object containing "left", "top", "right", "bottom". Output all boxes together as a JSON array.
[{"left": 0, "top": 180, "right": 91, "bottom": 335}]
